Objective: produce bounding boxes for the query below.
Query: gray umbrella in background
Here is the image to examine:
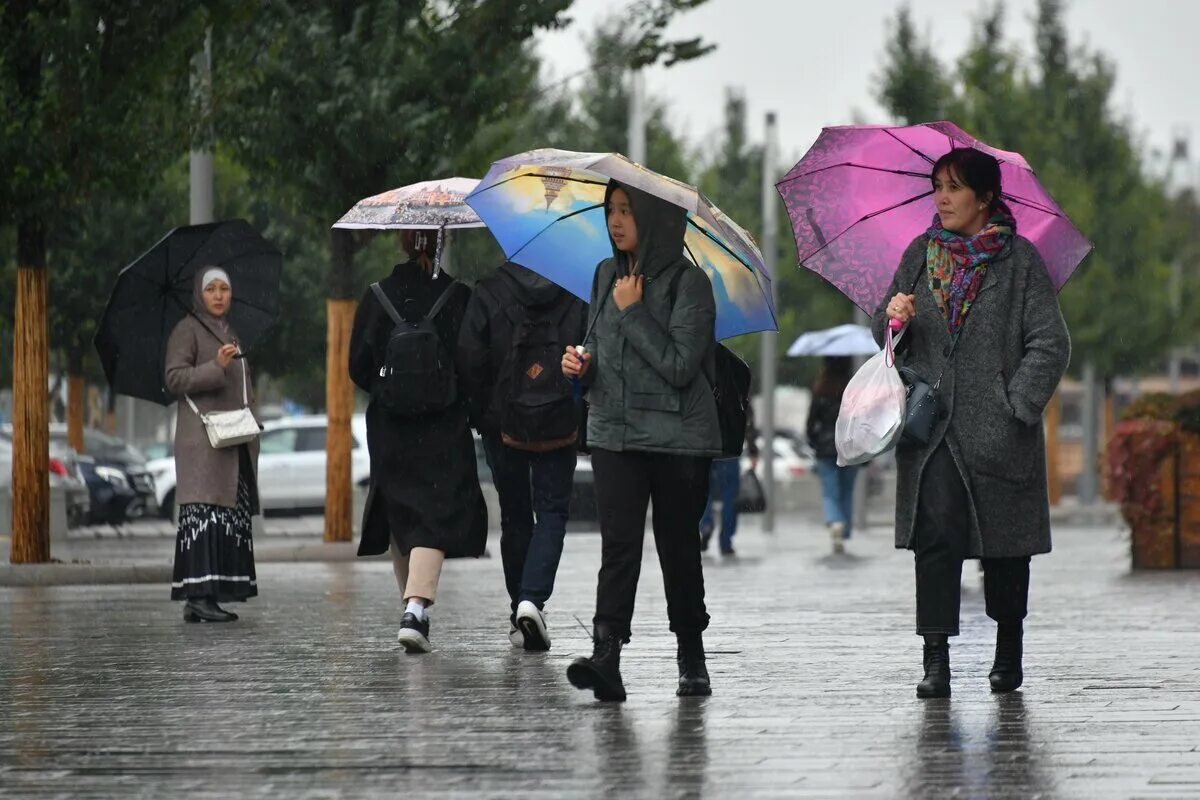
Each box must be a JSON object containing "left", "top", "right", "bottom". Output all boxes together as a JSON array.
[{"left": 787, "top": 324, "right": 880, "bottom": 357}]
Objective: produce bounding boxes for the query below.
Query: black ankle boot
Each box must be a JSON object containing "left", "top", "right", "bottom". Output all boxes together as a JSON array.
[
  {"left": 183, "top": 596, "right": 237, "bottom": 623},
  {"left": 567, "top": 624, "right": 626, "bottom": 702},
  {"left": 676, "top": 633, "right": 712, "bottom": 697},
  {"left": 989, "top": 622, "right": 1024, "bottom": 693},
  {"left": 916, "top": 634, "right": 951, "bottom": 698}
]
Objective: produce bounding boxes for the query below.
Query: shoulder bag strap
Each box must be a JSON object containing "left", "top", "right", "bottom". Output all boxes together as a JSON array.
[{"left": 184, "top": 353, "right": 249, "bottom": 417}]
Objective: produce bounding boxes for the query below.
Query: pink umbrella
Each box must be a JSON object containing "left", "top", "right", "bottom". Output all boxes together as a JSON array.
[{"left": 776, "top": 121, "right": 1093, "bottom": 313}]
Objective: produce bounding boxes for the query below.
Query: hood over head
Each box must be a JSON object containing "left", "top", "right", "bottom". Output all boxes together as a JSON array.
[
  {"left": 603, "top": 180, "right": 688, "bottom": 277},
  {"left": 498, "top": 261, "right": 564, "bottom": 308}
]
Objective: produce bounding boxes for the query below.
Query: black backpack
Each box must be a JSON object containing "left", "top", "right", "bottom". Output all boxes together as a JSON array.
[
  {"left": 665, "top": 265, "right": 752, "bottom": 458},
  {"left": 370, "top": 280, "right": 459, "bottom": 416},
  {"left": 495, "top": 296, "right": 579, "bottom": 451}
]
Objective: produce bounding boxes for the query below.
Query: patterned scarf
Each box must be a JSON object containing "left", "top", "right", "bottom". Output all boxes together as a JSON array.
[{"left": 925, "top": 207, "right": 1016, "bottom": 334}]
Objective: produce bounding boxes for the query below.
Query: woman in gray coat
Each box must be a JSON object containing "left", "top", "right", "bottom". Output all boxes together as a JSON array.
[
  {"left": 872, "top": 147, "right": 1070, "bottom": 698},
  {"left": 561, "top": 181, "right": 722, "bottom": 702},
  {"left": 164, "top": 268, "right": 261, "bottom": 623}
]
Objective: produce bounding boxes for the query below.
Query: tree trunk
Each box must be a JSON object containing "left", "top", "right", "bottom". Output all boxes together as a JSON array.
[
  {"left": 1045, "top": 390, "right": 1062, "bottom": 506},
  {"left": 67, "top": 348, "right": 86, "bottom": 454},
  {"left": 11, "top": 219, "right": 51, "bottom": 564},
  {"left": 324, "top": 229, "right": 356, "bottom": 543}
]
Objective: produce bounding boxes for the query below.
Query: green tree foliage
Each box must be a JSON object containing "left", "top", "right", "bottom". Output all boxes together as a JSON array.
[
  {"left": 875, "top": 0, "right": 1198, "bottom": 378},
  {"left": 875, "top": 7, "right": 950, "bottom": 125}
]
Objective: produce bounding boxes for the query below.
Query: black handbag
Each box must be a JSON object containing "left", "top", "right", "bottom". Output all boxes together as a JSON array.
[
  {"left": 899, "top": 366, "right": 942, "bottom": 446},
  {"left": 735, "top": 468, "right": 767, "bottom": 513}
]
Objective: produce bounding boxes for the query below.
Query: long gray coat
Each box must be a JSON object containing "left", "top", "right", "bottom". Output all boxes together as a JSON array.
[
  {"left": 870, "top": 234, "right": 1070, "bottom": 558},
  {"left": 164, "top": 314, "right": 260, "bottom": 512}
]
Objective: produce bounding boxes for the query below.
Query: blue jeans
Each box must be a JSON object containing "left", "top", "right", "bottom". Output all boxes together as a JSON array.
[
  {"left": 814, "top": 457, "right": 859, "bottom": 538},
  {"left": 699, "top": 458, "right": 741, "bottom": 552},
  {"left": 482, "top": 436, "right": 576, "bottom": 623}
]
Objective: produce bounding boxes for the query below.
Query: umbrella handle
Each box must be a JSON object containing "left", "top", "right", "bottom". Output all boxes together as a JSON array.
[{"left": 887, "top": 318, "right": 904, "bottom": 332}]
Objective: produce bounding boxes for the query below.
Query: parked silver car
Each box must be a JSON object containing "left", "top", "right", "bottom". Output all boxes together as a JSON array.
[{"left": 0, "top": 434, "right": 91, "bottom": 528}]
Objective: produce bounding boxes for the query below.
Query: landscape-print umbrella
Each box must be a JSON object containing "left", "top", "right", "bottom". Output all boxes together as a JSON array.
[
  {"left": 94, "top": 220, "right": 282, "bottom": 406},
  {"left": 465, "top": 148, "right": 776, "bottom": 340},
  {"left": 776, "top": 121, "right": 1093, "bottom": 313},
  {"left": 332, "top": 177, "right": 483, "bottom": 230}
]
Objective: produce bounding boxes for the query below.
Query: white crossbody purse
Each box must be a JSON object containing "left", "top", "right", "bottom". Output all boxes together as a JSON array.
[{"left": 185, "top": 357, "right": 261, "bottom": 449}]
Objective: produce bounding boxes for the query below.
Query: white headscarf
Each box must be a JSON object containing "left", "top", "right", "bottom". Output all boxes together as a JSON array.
[{"left": 201, "top": 268, "right": 232, "bottom": 292}]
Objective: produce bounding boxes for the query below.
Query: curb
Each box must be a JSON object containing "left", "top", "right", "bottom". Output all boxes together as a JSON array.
[{"left": 1, "top": 544, "right": 491, "bottom": 587}]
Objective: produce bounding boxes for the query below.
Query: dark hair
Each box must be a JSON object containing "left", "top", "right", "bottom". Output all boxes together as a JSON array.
[
  {"left": 931, "top": 147, "right": 1003, "bottom": 212},
  {"left": 813, "top": 355, "right": 853, "bottom": 398}
]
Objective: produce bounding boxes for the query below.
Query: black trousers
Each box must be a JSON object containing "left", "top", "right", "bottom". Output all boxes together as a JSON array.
[
  {"left": 591, "top": 448, "right": 712, "bottom": 642},
  {"left": 914, "top": 444, "right": 1030, "bottom": 636}
]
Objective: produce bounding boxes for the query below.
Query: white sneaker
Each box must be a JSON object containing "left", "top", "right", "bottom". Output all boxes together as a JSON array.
[
  {"left": 508, "top": 625, "right": 524, "bottom": 648},
  {"left": 515, "top": 600, "right": 550, "bottom": 651},
  {"left": 830, "top": 522, "right": 846, "bottom": 554}
]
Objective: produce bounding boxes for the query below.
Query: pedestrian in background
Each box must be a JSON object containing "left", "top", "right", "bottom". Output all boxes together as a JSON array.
[
  {"left": 458, "top": 260, "right": 587, "bottom": 652},
  {"left": 561, "top": 181, "right": 721, "bottom": 702},
  {"left": 873, "top": 147, "right": 1070, "bottom": 698},
  {"left": 350, "top": 231, "right": 488, "bottom": 654},
  {"left": 806, "top": 355, "right": 859, "bottom": 555},
  {"left": 699, "top": 403, "right": 758, "bottom": 556},
  {"left": 164, "top": 268, "right": 260, "bottom": 623}
]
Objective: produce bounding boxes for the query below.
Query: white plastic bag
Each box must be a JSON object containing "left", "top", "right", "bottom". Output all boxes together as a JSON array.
[{"left": 835, "top": 326, "right": 906, "bottom": 466}]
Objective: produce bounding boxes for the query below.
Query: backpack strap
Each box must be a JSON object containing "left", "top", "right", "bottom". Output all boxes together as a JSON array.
[
  {"left": 369, "top": 282, "right": 405, "bottom": 327},
  {"left": 425, "top": 280, "right": 459, "bottom": 322},
  {"left": 371, "top": 279, "right": 458, "bottom": 327},
  {"left": 661, "top": 261, "right": 691, "bottom": 305}
]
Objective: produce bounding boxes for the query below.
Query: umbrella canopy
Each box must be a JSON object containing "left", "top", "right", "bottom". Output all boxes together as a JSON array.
[
  {"left": 776, "top": 121, "right": 1093, "bottom": 313},
  {"left": 787, "top": 324, "right": 880, "bottom": 357},
  {"left": 465, "top": 148, "right": 776, "bottom": 340},
  {"left": 332, "top": 177, "right": 483, "bottom": 230},
  {"left": 94, "top": 220, "right": 282, "bottom": 406}
]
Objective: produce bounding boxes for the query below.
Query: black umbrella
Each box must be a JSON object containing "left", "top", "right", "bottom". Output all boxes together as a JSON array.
[{"left": 94, "top": 219, "right": 282, "bottom": 406}]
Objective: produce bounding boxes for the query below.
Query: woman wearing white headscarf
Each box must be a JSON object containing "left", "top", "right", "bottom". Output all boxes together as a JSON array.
[{"left": 164, "top": 267, "right": 261, "bottom": 623}]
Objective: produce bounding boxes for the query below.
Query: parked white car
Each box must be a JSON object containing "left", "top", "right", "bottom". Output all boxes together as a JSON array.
[{"left": 148, "top": 414, "right": 370, "bottom": 518}]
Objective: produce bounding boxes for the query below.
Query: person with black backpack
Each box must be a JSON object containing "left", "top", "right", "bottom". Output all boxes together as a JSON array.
[
  {"left": 457, "top": 262, "right": 587, "bottom": 652},
  {"left": 560, "top": 181, "right": 723, "bottom": 702},
  {"left": 349, "top": 230, "right": 488, "bottom": 654}
]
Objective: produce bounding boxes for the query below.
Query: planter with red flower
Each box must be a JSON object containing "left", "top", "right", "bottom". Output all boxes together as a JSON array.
[{"left": 1105, "top": 392, "right": 1200, "bottom": 568}]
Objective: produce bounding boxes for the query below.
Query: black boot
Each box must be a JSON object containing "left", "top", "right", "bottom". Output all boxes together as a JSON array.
[
  {"left": 567, "top": 624, "right": 626, "bottom": 702},
  {"left": 916, "top": 634, "right": 951, "bottom": 698},
  {"left": 676, "top": 633, "right": 712, "bottom": 697},
  {"left": 183, "top": 596, "right": 237, "bottom": 623},
  {"left": 989, "top": 622, "right": 1024, "bottom": 693}
]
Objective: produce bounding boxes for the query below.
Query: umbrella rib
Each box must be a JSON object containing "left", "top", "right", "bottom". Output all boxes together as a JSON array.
[
  {"left": 777, "top": 162, "right": 930, "bottom": 186},
  {"left": 884, "top": 128, "right": 936, "bottom": 165},
  {"left": 799, "top": 190, "right": 933, "bottom": 262},
  {"left": 1001, "top": 193, "right": 1062, "bottom": 217},
  {"left": 685, "top": 218, "right": 757, "bottom": 274},
  {"left": 504, "top": 202, "right": 606, "bottom": 264}
]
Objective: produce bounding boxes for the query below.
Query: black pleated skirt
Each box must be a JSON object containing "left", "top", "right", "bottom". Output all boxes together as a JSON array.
[{"left": 170, "top": 467, "right": 257, "bottom": 602}]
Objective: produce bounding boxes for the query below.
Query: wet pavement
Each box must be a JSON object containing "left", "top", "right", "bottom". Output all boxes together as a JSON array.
[{"left": 2, "top": 513, "right": 1199, "bottom": 798}]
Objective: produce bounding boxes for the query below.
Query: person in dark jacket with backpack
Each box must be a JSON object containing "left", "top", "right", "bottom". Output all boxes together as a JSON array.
[
  {"left": 805, "top": 355, "right": 859, "bottom": 555},
  {"left": 349, "top": 230, "right": 488, "bottom": 655},
  {"left": 561, "top": 181, "right": 722, "bottom": 702},
  {"left": 457, "top": 261, "right": 587, "bottom": 652}
]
